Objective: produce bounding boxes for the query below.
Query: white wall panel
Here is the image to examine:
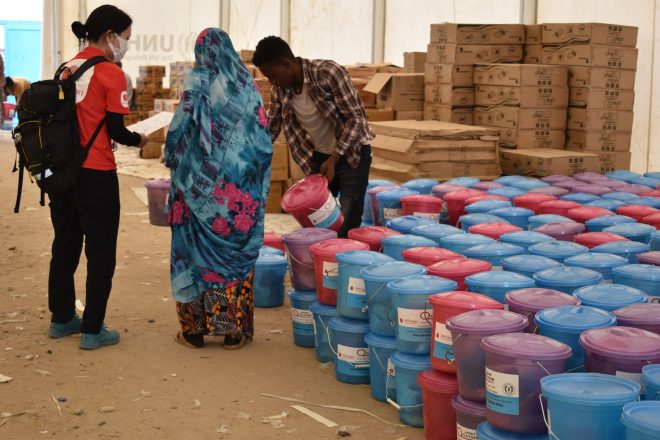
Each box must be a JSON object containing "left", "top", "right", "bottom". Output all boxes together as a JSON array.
[{"left": 228, "top": 0, "right": 281, "bottom": 51}]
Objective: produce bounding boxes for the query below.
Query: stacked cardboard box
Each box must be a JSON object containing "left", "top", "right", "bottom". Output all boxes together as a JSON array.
[
  {"left": 474, "top": 63, "right": 569, "bottom": 149},
  {"left": 539, "top": 23, "right": 639, "bottom": 171},
  {"left": 524, "top": 24, "right": 543, "bottom": 64},
  {"left": 362, "top": 64, "right": 423, "bottom": 121},
  {"left": 342, "top": 64, "right": 401, "bottom": 122},
  {"left": 369, "top": 120, "right": 501, "bottom": 181},
  {"left": 135, "top": 65, "right": 169, "bottom": 121},
  {"left": 423, "top": 23, "right": 525, "bottom": 125},
  {"left": 169, "top": 61, "right": 194, "bottom": 99},
  {"left": 500, "top": 148, "right": 599, "bottom": 177},
  {"left": 404, "top": 52, "right": 427, "bottom": 73}
]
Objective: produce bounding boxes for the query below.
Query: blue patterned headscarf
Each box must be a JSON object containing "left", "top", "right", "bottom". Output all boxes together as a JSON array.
[{"left": 164, "top": 28, "right": 273, "bottom": 303}]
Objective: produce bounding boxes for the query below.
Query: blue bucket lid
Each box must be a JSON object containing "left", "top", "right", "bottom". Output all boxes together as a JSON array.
[
  {"left": 487, "top": 207, "right": 535, "bottom": 218},
  {"left": 560, "top": 193, "right": 602, "bottom": 204},
  {"left": 494, "top": 175, "right": 526, "bottom": 185},
  {"left": 368, "top": 179, "right": 394, "bottom": 189},
  {"left": 310, "top": 301, "right": 337, "bottom": 316},
  {"left": 446, "top": 177, "right": 480, "bottom": 187},
  {"left": 507, "top": 178, "right": 549, "bottom": 190},
  {"left": 387, "top": 215, "right": 435, "bottom": 232},
  {"left": 387, "top": 274, "right": 457, "bottom": 295},
  {"left": 613, "top": 264, "right": 660, "bottom": 282},
  {"left": 359, "top": 261, "right": 426, "bottom": 282},
  {"left": 645, "top": 172, "right": 660, "bottom": 179},
  {"left": 541, "top": 373, "right": 641, "bottom": 406},
  {"left": 593, "top": 241, "right": 651, "bottom": 255},
  {"left": 329, "top": 315, "right": 371, "bottom": 333},
  {"left": 376, "top": 188, "right": 419, "bottom": 201},
  {"left": 364, "top": 332, "right": 397, "bottom": 350},
  {"left": 586, "top": 214, "right": 637, "bottom": 229},
  {"left": 586, "top": 199, "right": 626, "bottom": 211},
  {"left": 574, "top": 284, "right": 649, "bottom": 309},
  {"left": 336, "top": 250, "right": 394, "bottom": 266},
  {"left": 534, "top": 266, "right": 603, "bottom": 286},
  {"left": 604, "top": 223, "right": 656, "bottom": 238},
  {"left": 459, "top": 213, "right": 509, "bottom": 226},
  {"left": 634, "top": 196, "right": 660, "bottom": 209},
  {"left": 411, "top": 223, "right": 465, "bottom": 240},
  {"left": 466, "top": 270, "right": 535, "bottom": 289},
  {"left": 464, "top": 243, "right": 524, "bottom": 258},
  {"left": 602, "top": 191, "right": 641, "bottom": 201},
  {"left": 487, "top": 186, "right": 528, "bottom": 199},
  {"left": 500, "top": 231, "right": 555, "bottom": 246},
  {"left": 564, "top": 252, "right": 629, "bottom": 269},
  {"left": 403, "top": 178, "right": 440, "bottom": 190},
  {"left": 529, "top": 241, "right": 589, "bottom": 259},
  {"left": 256, "top": 253, "right": 289, "bottom": 266},
  {"left": 476, "top": 422, "right": 548, "bottom": 440},
  {"left": 606, "top": 170, "right": 641, "bottom": 182},
  {"left": 631, "top": 176, "right": 660, "bottom": 188},
  {"left": 529, "top": 214, "right": 575, "bottom": 225},
  {"left": 288, "top": 289, "right": 317, "bottom": 301},
  {"left": 465, "top": 199, "right": 512, "bottom": 213},
  {"left": 642, "top": 364, "right": 660, "bottom": 388},
  {"left": 382, "top": 234, "right": 436, "bottom": 247},
  {"left": 501, "top": 254, "right": 563, "bottom": 272},
  {"left": 389, "top": 351, "right": 432, "bottom": 371},
  {"left": 441, "top": 233, "right": 496, "bottom": 246},
  {"left": 535, "top": 305, "right": 617, "bottom": 333},
  {"left": 260, "top": 246, "right": 284, "bottom": 256},
  {"left": 622, "top": 401, "right": 660, "bottom": 434}
]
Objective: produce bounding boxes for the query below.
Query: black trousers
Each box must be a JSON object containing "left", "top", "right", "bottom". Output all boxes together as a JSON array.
[
  {"left": 310, "top": 146, "right": 372, "bottom": 238},
  {"left": 48, "top": 169, "right": 120, "bottom": 334}
]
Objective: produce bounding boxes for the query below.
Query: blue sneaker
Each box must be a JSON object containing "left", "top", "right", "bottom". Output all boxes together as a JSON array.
[
  {"left": 48, "top": 315, "right": 82, "bottom": 338},
  {"left": 79, "top": 326, "right": 120, "bottom": 350}
]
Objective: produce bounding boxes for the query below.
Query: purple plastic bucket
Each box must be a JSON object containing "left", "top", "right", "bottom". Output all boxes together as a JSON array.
[
  {"left": 446, "top": 310, "right": 528, "bottom": 402},
  {"left": 505, "top": 288, "right": 581, "bottom": 333},
  {"left": 638, "top": 251, "right": 660, "bottom": 266},
  {"left": 534, "top": 221, "right": 586, "bottom": 241},
  {"left": 473, "top": 181, "right": 505, "bottom": 191},
  {"left": 572, "top": 183, "right": 612, "bottom": 195},
  {"left": 283, "top": 228, "right": 338, "bottom": 291},
  {"left": 540, "top": 175, "right": 575, "bottom": 184},
  {"left": 481, "top": 333, "right": 571, "bottom": 434},
  {"left": 145, "top": 179, "right": 170, "bottom": 226},
  {"left": 529, "top": 186, "right": 570, "bottom": 197},
  {"left": 451, "top": 394, "right": 487, "bottom": 438},
  {"left": 614, "top": 303, "right": 660, "bottom": 335},
  {"left": 432, "top": 183, "right": 467, "bottom": 199},
  {"left": 574, "top": 172, "right": 608, "bottom": 183},
  {"left": 620, "top": 184, "right": 654, "bottom": 195}
]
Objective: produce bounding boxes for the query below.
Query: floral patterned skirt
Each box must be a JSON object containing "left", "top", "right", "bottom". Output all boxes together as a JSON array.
[{"left": 176, "top": 271, "right": 254, "bottom": 339}]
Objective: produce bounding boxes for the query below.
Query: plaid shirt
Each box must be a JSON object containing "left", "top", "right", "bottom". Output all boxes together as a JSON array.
[{"left": 267, "top": 58, "right": 374, "bottom": 175}]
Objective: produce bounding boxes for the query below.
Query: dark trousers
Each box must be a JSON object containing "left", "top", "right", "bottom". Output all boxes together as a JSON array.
[
  {"left": 310, "top": 146, "right": 372, "bottom": 238},
  {"left": 48, "top": 169, "right": 120, "bottom": 334}
]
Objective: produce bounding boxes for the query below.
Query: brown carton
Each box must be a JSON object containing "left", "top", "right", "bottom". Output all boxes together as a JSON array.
[
  {"left": 568, "top": 66, "right": 636, "bottom": 89},
  {"left": 366, "top": 108, "right": 395, "bottom": 122},
  {"left": 139, "top": 141, "right": 164, "bottom": 159},
  {"left": 266, "top": 181, "right": 284, "bottom": 213},
  {"left": 569, "top": 87, "right": 635, "bottom": 110},
  {"left": 163, "top": 99, "right": 179, "bottom": 113},
  {"left": 499, "top": 148, "right": 599, "bottom": 176},
  {"left": 346, "top": 64, "right": 402, "bottom": 78},
  {"left": 270, "top": 142, "right": 289, "bottom": 181},
  {"left": 364, "top": 73, "right": 425, "bottom": 111},
  {"left": 369, "top": 119, "right": 500, "bottom": 140},
  {"left": 288, "top": 153, "right": 305, "bottom": 181},
  {"left": 371, "top": 156, "right": 501, "bottom": 181},
  {"left": 565, "top": 130, "right": 632, "bottom": 152},
  {"left": 541, "top": 23, "right": 638, "bottom": 47},
  {"left": 499, "top": 128, "right": 566, "bottom": 149},
  {"left": 404, "top": 52, "right": 427, "bottom": 73},
  {"left": 523, "top": 44, "right": 543, "bottom": 64},
  {"left": 430, "top": 23, "right": 524, "bottom": 44},
  {"left": 526, "top": 25, "right": 542, "bottom": 44},
  {"left": 371, "top": 134, "right": 497, "bottom": 164},
  {"left": 541, "top": 45, "right": 638, "bottom": 70},
  {"left": 597, "top": 151, "right": 632, "bottom": 173},
  {"left": 473, "top": 64, "right": 568, "bottom": 87},
  {"left": 423, "top": 104, "right": 475, "bottom": 125},
  {"left": 239, "top": 49, "right": 254, "bottom": 63},
  {"left": 424, "top": 85, "right": 475, "bottom": 107},
  {"left": 475, "top": 85, "right": 569, "bottom": 108},
  {"left": 352, "top": 78, "right": 377, "bottom": 107},
  {"left": 474, "top": 107, "right": 567, "bottom": 130},
  {"left": 394, "top": 111, "right": 424, "bottom": 121},
  {"left": 424, "top": 64, "right": 474, "bottom": 86},
  {"left": 426, "top": 44, "right": 523, "bottom": 65},
  {"left": 567, "top": 108, "right": 634, "bottom": 132}
]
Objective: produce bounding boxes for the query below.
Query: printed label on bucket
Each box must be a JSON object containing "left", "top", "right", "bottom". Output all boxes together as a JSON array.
[
  {"left": 291, "top": 308, "right": 314, "bottom": 336},
  {"left": 346, "top": 277, "right": 367, "bottom": 309},
  {"left": 322, "top": 261, "right": 339, "bottom": 289},
  {"left": 486, "top": 368, "right": 520, "bottom": 416},
  {"left": 383, "top": 207, "right": 403, "bottom": 220},
  {"left": 433, "top": 322, "right": 454, "bottom": 362},
  {"left": 397, "top": 307, "right": 433, "bottom": 342},
  {"left": 308, "top": 193, "right": 340, "bottom": 229},
  {"left": 457, "top": 423, "right": 477, "bottom": 440},
  {"left": 414, "top": 212, "right": 440, "bottom": 222},
  {"left": 337, "top": 344, "right": 370, "bottom": 376}
]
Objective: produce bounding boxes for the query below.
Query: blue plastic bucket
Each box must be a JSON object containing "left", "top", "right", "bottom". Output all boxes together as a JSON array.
[
  {"left": 529, "top": 241, "right": 589, "bottom": 264},
  {"left": 585, "top": 214, "right": 636, "bottom": 232},
  {"left": 642, "top": 365, "right": 660, "bottom": 401},
  {"left": 487, "top": 207, "right": 535, "bottom": 230},
  {"left": 364, "top": 332, "right": 398, "bottom": 402},
  {"left": 652, "top": 230, "right": 660, "bottom": 251},
  {"left": 329, "top": 316, "right": 371, "bottom": 384},
  {"left": 336, "top": 250, "right": 394, "bottom": 320},
  {"left": 631, "top": 176, "right": 660, "bottom": 189},
  {"left": 507, "top": 178, "right": 548, "bottom": 191},
  {"left": 465, "top": 270, "right": 536, "bottom": 304},
  {"left": 463, "top": 243, "right": 525, "bottom": 269},
  {"left": 528, "top": 214, "right": 575, "bottom": 230},
  {"left": 622, "top": 401, "right": 660, "bottom": 440},
  {"left": 310, "top": 301, "right": 337, "bottom": 363},
  {"left": 254, "top": 253, "right": 289, "bottom": 307},
  {"left": 386, "top": 215, "right": 435, "bottom": 234},
  {"left": 447, "top": 176, "right": 480, "bottom": 188},
  {"left": 488, "top": 186, "right": 528, "bottom": 199},
  {"left": 560, "top": 192, "right": 602, "bottom": 204},
  {"left": 604, "top": 223, "right": 656, "bottom": 244},
  {"left": 363, "top": 179, "right": 394, "bottom": 224},
  {"left": 606, "top": 170, "right": 641, "bottom": 183},
  {"left": 574, "top": 284, "right": 649, "bottom": 311},
  {"left": 382, "top": 234, "right": 436, "bottom": 261},
  {"left": 613, "top": 264, "right": 660, "bottom": 295},
  {"left": 645, "top": 172, "right": 660, "bottom": 179},
  {"left": 377, "top": 188, "right": 419, "bottom": 223},
  {"left": 389, "top": 352, "right": 431, "bottom": 427},
  {"left": 388, "top": 275, "right": 458, "bottom": 354},
  {"left": 541, "top": 373, "right": 641, "bottom": 440},
  {"left": 501, "top": 255, "right": 563, "bottom": 279},
  {"left": 593, "top": 240, "right": 651, "bottom": 264},
  {"left": 499, "top": 231, "right": 555, "bottom": 253},
  {"left": 459, "top": 213, "right": 509, "bottom": 232},
  {"left": 586, "top": 199, "right": 626, "bottom": 211},
  {"left": 603, "top": 191, "right": 641, "bottom": 202},
  {"left": 411, "top": 223, "right": 464, "bottom": 245},
  {"left": 535, "top": 305, "right": 617, "bottom": 372},
  {"left": 476, "top": 422, "right": 547, "bottom": 439},
  {"left": 564, "top": 252, "right": 629, "bottom": 282},
  {"left": 360, "top": 261, "right": 427, "bottom": 336},
  {"left": 441, "top": 233, "right": 496, "bottom": 255},
  {"left": 465, "top": 199, "right": 513, "bottom": 214},
  {"left": 403, "top": 178, "right": 439, "bottom": 195},
  {"left": 289, "top": 290, "right": 317, "bottom": 348},
  {"left": 260, "top": 246, "right": 284, "bottom": 256},
  {"left": 533, "top": 266, "right": 603, "bottom": 294},
  {"left": 494, "top": 176, "right": 526, "bottom": 185},
  {"left": 632, "top": 196, "right": 660, "bottom": 209}
]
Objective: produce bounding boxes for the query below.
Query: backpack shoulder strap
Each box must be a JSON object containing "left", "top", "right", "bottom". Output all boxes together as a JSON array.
[{"left": 66, "top": 56, "right": 109, "bottom": 82}]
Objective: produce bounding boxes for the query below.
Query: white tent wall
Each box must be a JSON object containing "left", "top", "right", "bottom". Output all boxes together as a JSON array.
[{"left": 227, "top": 0, "right": 282, "bottom": 52}]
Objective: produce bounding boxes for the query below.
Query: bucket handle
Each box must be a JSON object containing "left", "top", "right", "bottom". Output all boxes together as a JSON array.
[
  {"left": 361, "top": 282, "right": 388, "bottom": 313},
  {"left": 286, "top": 252, "right": 315, "bottom": 270},
  {"left": 385, "top": 369, "right": 422, "bottom": 411},
  {"left": 442, "top": 333, "right": 462, "bottom": 364},
  {"left": 538, "top": 393, "right": 561, "bottom": 440},
  {"left": 323, "top": 320, "right": 368, "bottom": 369},
  {"left": 536, "top": 361, "right": 552, "bottom": 376}
]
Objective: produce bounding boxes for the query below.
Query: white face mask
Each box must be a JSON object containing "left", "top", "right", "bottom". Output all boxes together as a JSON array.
[{"left": 110, "top": 33, "right": 128, "bottom": 62}]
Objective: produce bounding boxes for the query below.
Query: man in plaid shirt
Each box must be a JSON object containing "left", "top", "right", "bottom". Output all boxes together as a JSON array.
[{"left": 254, "top": 36, "right": 374, "bottom": 237}]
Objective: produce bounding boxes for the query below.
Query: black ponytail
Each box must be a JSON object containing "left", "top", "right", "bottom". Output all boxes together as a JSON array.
[{"left": 71, "top": 4, "right": 132, "bottom": 42}]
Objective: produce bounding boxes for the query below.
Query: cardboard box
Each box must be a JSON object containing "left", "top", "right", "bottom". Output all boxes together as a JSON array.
[
  {"left": 239, "top": 49, "right": 254, "bottom": 63},
  {"left": 475, "top": 85, "right": 569, "bottom": 108},
  {"left": 423, "top": 104, "right": 474, "bottom": 125},
  {"left": 266, "top": 181, "right": 284, "bottom": 213},
  {"left": 139, "top": 65, "right": 166, "bottom": 77},
  {"left": 148, "top": 126, "right": 169, "bottom": 143},
  {"left": 369, "top": 119, "right": 500, "bottom": 139},
  {"left": 371, "top": 133, "right": 497, "bottom": 164},
  {"left": 153, "top": 99, "right": 165, "bottom": 112},
  {"left": 366, "top": 108, "right": 395, "bottom": 122},
  {"left": 523, "top": 44, "right": 543, "bottom": 64},
  {"left": 139, "top": 141, "right": 164, "bottom": 159},
  {"left": 541, "top": 23, "right": 638, "bottom": 47},
  {"left": 162, "top": 99, "right": 179, "bottom": 113},
  {"left": 565, "top": 130, "right": 632, "bottom": 152},
  {"left": 498, "top": 128, "right": 566, "bottom": 149},
  {"left": 474, "top": 107, "right": 567, "bottom": 130},
  {"left": 424, "top": 64, "right": 474, "bottom": 86},
  {"left": 569, "top": 87, "right": 635, "bottom": 110},
  {"left": 394, "top": 111, "right": 423, "bottom": 121},
  {"left": 424, "top": 85, "right": 475, "bottom": 107},
  {"left": 473, "top": 64, "right": 568, "bottom": 87},
  {"left": 270, "top": 142, "right": 289, "bottom": 181},
  {"left": 568, "top": 66, "right": 636, "bottom": 89},
  {"left": 567, "top": 108, "right": 634, "bottom": 132},
  {"left": 352, "top": 78, "right": 377, "bottom": 107},
  {"left": 597, "top": 151, "right": 632, "bottom": 173},
  {"left": 499, "top": 148, "right": 599, "bottom": 176},
  {"left": 288, "top": 152, "right": 305, "bottom": 181},
  {"left": 404, "top": 52, "right": 427, "bottom": 73},
  {"left": 430, "top": 23, "right": 524, "bottom": 44},
  {"left": 372, "top": 156, "right": 501, "bottom": 181},
  {"left": 364, "top": 73, "right": 425, "bottom": 111},
  {"left": 526, "top": 25, "right": 542, "bottom": 44},
  {"left": 426, "top": 44, "right": 523, "bottom": 65},
  {"left": 346, "top": 64, "right": 403, "bottom": 78},
  {"left": 541, "top": 44, "right": 638, "bottom": 70}
]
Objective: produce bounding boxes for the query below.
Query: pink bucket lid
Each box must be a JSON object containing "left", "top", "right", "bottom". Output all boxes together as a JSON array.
[
  {"left": 617, "top": 204, "right": 660, "bottom": 220},
  {"left": 535, "top": 221, "right": 586, "bottom": 235},
  {"left": 309, "top": 238, "right": 368, "bottom": 258},
  {"left": 574, "top": 172, "right": 608, "bottom": 183},
  {"left": 614, "top": 304, "right": 660, "bottom": 326},
  {"left": 554, "top": 180, "right": 582, "bottom": 190},
  {"left": 472, "top": 181, "right": 504, "bottom": 190},
  {"left": 567, "top": 206, "right": 615, "bottom": 222},
  {"left": 446, "top": 309, "right": 528, "bottom": 335},
  {"left": 529, "top": 186, "right": 570, "bottom": 197},
  {"left": 469, "top": 222, "right": 523, "bottom": 238},
  {"left": 514, "top": 193, "right": 557, "bottom": 206},
  {"left": 481, "top": 333, "right": 572, "bottom": 360},
  {"left": 505, "top": 288, "right": 580, "bottom": 313},
  {"left": 580, "top": 326, "right": 660, "bottom": 360},
  {"left": 445, "top": 188, "right": 486, "bottom": 202},
  {"left": 402, "top": 246, "right": 461, "bottom": 262},
  {"left": 575, "top": 232, "right": 628, "bottom": 248},
  {"left": 465, "top": 194, "right": 510, "bottom": 204},
  {"left": 281, "top": 174, "right": 329, "bottom": 211},
  {"left": 348, "top": 226, "right": 400, "bottom": 243},
  {"left": 637, "top": 251, "right": 660, "bottom": 266},
  {"left": 571, "top": 183, "right": 612, "bottom": 195},
  {"left": 432, "top": 183, "right": 466, "bottom": 199},
  {"left": 619, "top": 184, "right": 654, "bottom": 195},
  {"left": 539, "top": 199, "right": 582, "bottom": 211},
  {"left": 428, "top": 257, "right": 492, "bottom": 277},
  {"left": 430, "top": 291, "right": 503, "bottom": 310},
  {"left": 417, "top": 369, "right": 458, "bottom": 393},
  {"left": 541, "top": 175, "right": 576, "bottom": 184},
  {"left": 400, "top": 194, "right": 442, "bottom": 206}
]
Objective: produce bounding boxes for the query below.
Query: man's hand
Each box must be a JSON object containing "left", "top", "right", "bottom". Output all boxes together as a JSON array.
[
  {"left": 138, "top": 133, "right": 149, "bottom": 148},
  {"left": 319, "top": 152, "right": 339, "bottom": 182}
]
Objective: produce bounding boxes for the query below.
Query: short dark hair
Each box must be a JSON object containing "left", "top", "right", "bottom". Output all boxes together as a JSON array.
[
  {"left": 71, "top": 4, "right": 133, "bottom": 42},
  {"left": 253, "top": 36, "right": 295, "bottom": 67},
  {"left": 5, "top": 76, "right": 14, "bottom": 88}
]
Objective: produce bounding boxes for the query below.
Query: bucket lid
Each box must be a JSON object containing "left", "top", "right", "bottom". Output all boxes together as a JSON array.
[
  {"left": 529, "top": 241, "right": 589, "bottom": 259},
  {"left": 256, "top": 253, "right": 288, "bottom": 266},
  {"left": 539, "top": 200, "right": 583, "bottom": 210},
  {"left": 310, "top": 301, "right": 337, "bottom": 316},
  {"left": 417, "top": 369, "right": 458, "bottom": 393},
  {"left": 445, "top": 309, "right": 528, "bottom": 335},
  {"left": 444, "top": 188, "right": 485, "bottom": 201},
  {"left": 643, "top": 364, "right": 660, "bottom": 387},
  {"left": 574, "top": 284, "right": 648, "bottom": 310},
  {"left": 472, "top": 181, "right": 505, "bottom": 190},
  {"left": 564, "top": 252, "right": 629, "bottom": 269},
  {"left": 495, "top": 175, "right": 527, "bottom": 185},
  {"left": 367, "top": 184, "right": 402, "bottom": 196},
  {"left": 580, "top": 326, "right": 660, "bottom": 359},
  {"left": 283, "top": 227, "right": 338, "bottom": 245},
  {"left": 386, "top": 215, "right": 435, "bottom": 231},
  {"left": 560, "top": 193, "right": 602, "bottom": 203},
  {"left": 447, "top": 177, "right": 480, "bottom": 187},
  {"left": 604, "top": 222, "right": 656, "bottom": 238},
  {"left": 400, "top": 194, "right": 442, "bottom": 206},
  {"left": 144, "top": 178, "right": 170, "bottom": 189},
  {"left": 501, "top": 255, "right": 562, "bottom": 273},
  {"left": 281, "top": 174, "right": 329, "bottom": 211},
  {"left": 514, "top": 193, "right": 557, "bottom": 205},
  {"left": 585, "top": 214, "right": 637, "bottom": 229},
  {"left": 499, "top": 231, "right": 555, "bottom": 246},
  {"left": 429, "top": 291, "right": 503, "bottom": 310},
  {"left": 310, "top": 238, "right": 369, "bottom": 258},
  {"left": 593, "top": 241, "right": 651, "bottom": 256},
  {"left": 459, "top": 213, "right": 509, "bottom": 225},
  {"left": 607, "top": 170, "right": 641, "bottom": 182},
  {"left": 507, "top": 178, "right": 549, "bottom": 190},
  {"left": 401, "top": 247, "right": 461, "bottom": 262},
  {"left": 428, "top": 258, "right": 492, "bottom": 277},
  {"left": 465, "top": 199, "right": 512, "bottom": 213},
  {"left": 487, "top": 207, "right": 535, "bottom": 218},
  {"left": 463, "top": 243, "right": 524, "bottom": 258},
  {"left": 622, "top": 401, "right": 660, "bottom": 434},
  {"left": 541, "top": 373, "right": 641, "bottom": 406},
  {"left": 328, "top": 315, "right": 371, "bottom": 333},
  {"left": 632, "top": 176, "right": 660, "bottom": 187},
  {"left": 411, "top": 223, "right": 465, "bottom": 240},
  {"left": 367, "top": 179, "right": 394, "bottom": 189},
  {"left": 529, "top": 186, "right": 570, "bottom": 197},
  {"left": 634, "top": 196, "right": 660, "bottom": 209},
  {"left": 288, "top": 289, "right": 317, "bottom": 301},
  {"left": 612, "top": 263, "right": 660, "bottom": 281},
  {"left": 533, "top": 266, "right": 603, "bottom": 286},
  {"left": 387, "top": 274, "right": 458, "bottom": 295},
  {"left": 440, "top": 233, "right": 496, "bottom": 246},
  {"left": 603, "top": 191, "right": 641, "bottom": 201},
  {"left": 617, "top": 204, "right": 660, "bottom": 218},
  {"left": 505, "top": 288, "right": 579, "bottom": 313},
  {"left": 260, "top": 246, "right": 284, "bottom": 256},
  {"left": 481, "top": 332, "right": 571, "bottom": 360},
  {"left": 469, "top": 223, "right": 523, "bottom": 237},
  {"left": 359, "top": 261, "right": 426, "bottom": 282},
  {"left": 620, "top": 184, "right": 656, "bottom": 195},
  {"left": 364, "top": 332, "right": 397, "bottom": 350},
  {"left": 403, "top": 178, "right": 439, "bottom": 190},
  {"left": 465, "top": 270, "right": 535, "bottom": 289},
  {"left": 390, "top": 351, "right": 431, "bottom": 371},
  {"left": 575, "top": 232, "right": 629, "bottom": 248},
  {"left": 567, "top": 207, "right": 616, "bottom": 222},
  {"left": 348, "top": 226, "right": 400, "bottom": 243},
  {"left": 541, "top": 175, "right": 576, "bottom": 184},
  {"left": 534, "top": 221, "right": 586, "bottom": 236},
  {"left": 382, "top": 234, "right": 436, "bottom": 248},
  {"left": 451, "top": 394, "right": 487, "bottom": 419},
  {"left": 487, "top": 186, "right": 527, "bottom": 199},
  {"left": 535, "top": 305, "right": 617, "bottom": 333},
  {"left": 465, "top": 194, "right": 510, "bottom": 205},
  {"left": 614, "top": 303, "right": 660, "bottom": 326},
  {"left": 431, "top": 183, "right": 466, "bottom": 197},
  {"left": 376, "top": 188, "right": 419, "bottom": 201},
  {"left": 336, "top": 250, "right": 393, "bottom": 266},
  {"left": 529, "top": 214, "right": 575, "bottom": 225},
  {"left": 638, "top": 251, "right": 660, "bottom": 265},
  {"left": 586, "top": 198, "right": 625, "bottom": 209}
]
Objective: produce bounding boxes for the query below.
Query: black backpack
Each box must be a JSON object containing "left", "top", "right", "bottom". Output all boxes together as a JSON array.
[{"left": 11, "top": 56, "right": 109, "bottom": 212}]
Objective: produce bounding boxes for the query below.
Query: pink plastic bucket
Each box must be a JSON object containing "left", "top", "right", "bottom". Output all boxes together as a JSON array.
[
  {"left": 468, "top": 222, "right": 523, "bottom": 240},
  {"left": 145, "top": 179, "right": 170, "bottom": 226},
  {"left": 264, "top": 231, "right": 285, "bottom": 252},
  {"left": 566, "top": 206, "right": 615, "bottom": 224},
  {"left": 347, "top": 226, "right": 400, "bottom": 251},
  {"left": 281, "top": 174, "right": 343, "bottom": 231},
  {"left": 513, "top": 193, "right": 557, "bottom": 213},
  {"left": 428, "top": 258, "right": 492, "bottom": 291},
  {"left": 418, "top": 370, "right": 459, "bottom": 440},
  {"left": 402, "top": 246, "right": 462, "bottom": 267},
  {"left": 617, "top": 204, "right": 660, "bottom": 222},
  {"left": 575, "top": 232, "right": 628, "bottom": 249},
  {"left": 401, "top": 194, "right": 442, "bottom": 221},
  {"left": 537, "top": 200, "right": 582, "bottom": 217},
  {"left": 445, "top": 189, "right": 486, "bottom": 226}
]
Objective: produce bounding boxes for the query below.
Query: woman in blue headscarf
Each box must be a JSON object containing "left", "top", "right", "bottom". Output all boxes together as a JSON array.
[{"left": 164, "top": 28, "right": 272, "bottom": 349}]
